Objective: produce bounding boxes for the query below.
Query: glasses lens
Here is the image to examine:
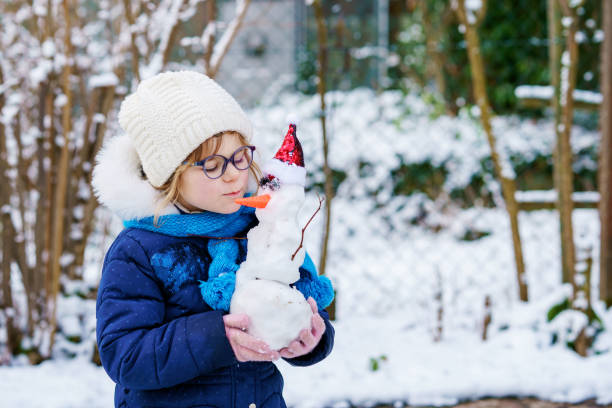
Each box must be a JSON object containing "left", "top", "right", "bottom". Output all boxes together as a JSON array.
[
  {"left": 203, "top": 156, "right": 225, "bottom": 178},
  {"left": 232, "top": 146, "right": 253, "bottom": 170}
]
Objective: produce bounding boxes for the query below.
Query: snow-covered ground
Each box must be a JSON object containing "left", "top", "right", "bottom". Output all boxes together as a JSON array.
[{"left": 1, "top": 89, "right": 611, "bottom": 407}]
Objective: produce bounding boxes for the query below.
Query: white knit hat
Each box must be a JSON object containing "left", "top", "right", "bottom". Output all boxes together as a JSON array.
[{"left": 118, "top": 71, "right": 253, "bottom": 187}]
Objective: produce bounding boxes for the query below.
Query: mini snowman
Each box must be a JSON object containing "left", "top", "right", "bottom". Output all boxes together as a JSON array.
[{"left": 230, "top": 124, "right": 313, "bottom": 350}]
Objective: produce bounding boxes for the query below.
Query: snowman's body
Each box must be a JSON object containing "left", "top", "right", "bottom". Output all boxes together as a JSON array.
[
  {"left": 230, "top": 157, "right": 313, "bottom": 350},
  {"left": 236, "top": 184, "right": 306, "bottom": 285},
  {"left": 230, "top": 280, "right": 311, "bottom": 350}
]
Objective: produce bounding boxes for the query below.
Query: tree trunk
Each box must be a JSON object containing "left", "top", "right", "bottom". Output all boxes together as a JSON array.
[
  {"left": 548, "top": 0, "right": 572, "bottom": 285},
  {"left": 45, "top": 0, "right": 75, "bottom": 358},
  {"left": 0, "top": 66, "right": 21, "bottom": 360},
  {"left": 556, "top": 0, "right": 581, "bottom": 292},
  {"left": 421, "top": 2, "right": 448, "bottom": 102},
  {"left": 312, "top": 0, "right": 335, "bottom": 320},
  {"left": 600, "top": 0, "right": 612, "bottom": 307},
  {"left": 456, "top": 0, "right": 528, "bottom": 301}
]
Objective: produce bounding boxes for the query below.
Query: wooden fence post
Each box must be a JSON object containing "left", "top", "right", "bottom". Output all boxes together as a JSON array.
[{"left": 600, "top": 0, "right": 612, "bottom": 307}]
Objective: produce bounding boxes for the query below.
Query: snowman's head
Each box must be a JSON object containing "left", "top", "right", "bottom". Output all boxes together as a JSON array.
[
  {"left": 235, "top": 174, "right": 305, "bottom": 221},
  {"left": 234, "top": 123, "right": 307, "bottom": 215},
  {"left": 257, "top": 183, "right": 305, "bottom": 222}
]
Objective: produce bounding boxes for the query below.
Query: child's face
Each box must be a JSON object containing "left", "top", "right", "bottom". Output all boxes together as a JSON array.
[{"left": 179, "top": 133, "right": 250, "bottom": 214}]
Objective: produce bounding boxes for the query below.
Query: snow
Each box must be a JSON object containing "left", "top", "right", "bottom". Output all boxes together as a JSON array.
[
  {"left": 515, "top": 190, "right": 600, "bottom": 203},
  {"left": 515, "top": 85, "right": 603, "bottom": 105},
  {"left": 41, "top": 39, "right": 56, "bottom": 58},
  {"left": 0, "top": 359, "right": 115, "bottom": 407},
  {"left": 88, "top": 73, "right": 119, "bottom": 88},
  {"left": 466, "top": 0, "right": 482, "bottom": 11},
  {"left": 594, "top": 30, "right": 604, "bottom": 43},
  {"left": 1, "top": 88, "right": 611, "bottom": 406},
  {"left": 29, "top": 59, "right": 53, "bottom": 87},
  {"left": 279, "top": 312, "right": 612, "bottom": 407},
  {"left": 570, "top": 0, "right": 583, "bottom": 8}
]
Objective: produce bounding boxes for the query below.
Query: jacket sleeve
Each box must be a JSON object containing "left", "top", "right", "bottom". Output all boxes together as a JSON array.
[
  {"left": 283, "top": 308, "right": 335, "bottom": 367},
  {"left": 96, "top": 234, "right": 237, "bottom": 390}
]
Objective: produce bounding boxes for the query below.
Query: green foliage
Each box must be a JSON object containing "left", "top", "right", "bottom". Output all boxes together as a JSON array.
[
  {"left": 298, "top": 1, "right": 381, "bottom": 92},
  {"left": 388, "top": 0, "right": 601, "bottom": 114},
  {"left": 391, "top": 159, "right": 448, "bottom": 199},
  {"left": 449, "top": 166, "right": 495, "bottom": 208},
  {"left": 303, "top": 127, "right": 597, "bottom": 209},
  {"left": 512, "top": 154, "right": 554, "bottom": 191},
  {"left": 459, "top": 227, "right": 492, "bottom": 242},
  {"left": 546, "top": 297, "right": 572, "bottom": 322},
  {"left": 296, "top": 48, "right": 318, "bottom": 95},
  {"left": 369, "top": 354, "right": 388, "bottom": 372},
  {"left": 547, "top": 297, "right": 605, "bottom": 355},
  {"left": 386, "top": 145, "right": 597, "bottom": 207},
  {"left": 307, "top": 168, "right": 348, "bottom": 198}
]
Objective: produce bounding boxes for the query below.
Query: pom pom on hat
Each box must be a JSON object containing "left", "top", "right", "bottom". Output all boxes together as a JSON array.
[
  {"left": 118, "top": 71, "right": 253, "bottom": 187},
  {"left": 263, "top": 123, "right": 306, "bottom": 186}
]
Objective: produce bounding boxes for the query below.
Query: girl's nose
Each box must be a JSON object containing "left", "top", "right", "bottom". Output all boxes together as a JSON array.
[{"left": 222, "top": 162, "right": 241, "bottom": 181}]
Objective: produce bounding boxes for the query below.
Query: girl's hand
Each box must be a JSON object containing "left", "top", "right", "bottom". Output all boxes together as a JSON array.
[
  {"left": 279, "top": 297, "right": 326, "bottom": 359},
  {"left": 223, "top": 314, "right": 280, "bottom": 362}
]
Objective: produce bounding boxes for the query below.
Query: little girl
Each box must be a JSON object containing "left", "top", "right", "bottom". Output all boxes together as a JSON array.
[{"left": 92, "top": 71, "right": 335, "bottom": 408}]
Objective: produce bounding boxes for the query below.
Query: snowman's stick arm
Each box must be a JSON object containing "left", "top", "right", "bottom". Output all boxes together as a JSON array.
[{"left": 291, "top": 195, "right": 325, "bottom": 261}]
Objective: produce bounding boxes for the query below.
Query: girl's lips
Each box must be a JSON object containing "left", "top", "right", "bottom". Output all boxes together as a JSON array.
[{"left": 224, "top": 190, "right": 241, "bottom": 197}]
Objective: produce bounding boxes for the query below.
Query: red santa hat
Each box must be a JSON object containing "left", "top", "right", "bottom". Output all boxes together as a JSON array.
[{"left": 262, "top": 123, "right": 306, "bottom": 186}]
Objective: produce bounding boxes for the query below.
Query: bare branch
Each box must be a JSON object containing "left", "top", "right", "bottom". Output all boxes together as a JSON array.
[
  {"left": 455, "top": 0, "right": 467, "bottom": 25},
  {"left": 123, "top": 0, "right": 141, "bottom": 82},
  {"left": 208, "top": 0, "right": 252, "bottom": 78},
  {"left": 202, "top": 0, "right": 217, "bottom": 73}
]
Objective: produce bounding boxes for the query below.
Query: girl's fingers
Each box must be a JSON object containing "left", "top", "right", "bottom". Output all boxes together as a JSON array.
[
  {"left": 299, "top": 327, "right": 315, "bottom": 348},
  {"left": 223, "top": 313, "right": 250, "bottom": 330},
  {"left": 227, "top": 328, "right": 279, "bottom": 362},
  {"left": 307, "top": 297, "right": 318, "bottom": 314},
  {"left": 229, "top": 328, "right": 270, "bottom": 353},
  {"left": 235, "top": 344, "right": 280, "bottom": 362},
  {"left": 284, "top": 339, "right": 306, "bottom": 356},
  {"left": 311, "top": 313, "right": 326, "bottom": 337}
]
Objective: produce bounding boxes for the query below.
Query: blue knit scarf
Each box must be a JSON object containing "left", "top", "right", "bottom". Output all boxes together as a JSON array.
[{"left": 123, "top": 205, "right": 257, "bottom": 311}]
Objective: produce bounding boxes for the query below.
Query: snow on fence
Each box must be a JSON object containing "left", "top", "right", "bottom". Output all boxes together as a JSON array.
[{"left": 515, "top": 85, "right": 603, "bottom": 110}]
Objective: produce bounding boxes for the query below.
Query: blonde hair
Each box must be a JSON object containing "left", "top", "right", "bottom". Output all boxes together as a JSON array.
[{"left": 152, "top": 131, "right": 262, "bottom": 225}]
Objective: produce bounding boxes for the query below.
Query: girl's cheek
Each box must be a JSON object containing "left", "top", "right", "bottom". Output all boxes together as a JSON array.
[{"left": 241, "top": 169, "right": 250, "bottom": 187}]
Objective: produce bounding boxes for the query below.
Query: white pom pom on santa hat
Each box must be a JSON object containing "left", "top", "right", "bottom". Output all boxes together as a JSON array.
[{"left": 263, "top": 123, "right": 306, "bottom": 186}]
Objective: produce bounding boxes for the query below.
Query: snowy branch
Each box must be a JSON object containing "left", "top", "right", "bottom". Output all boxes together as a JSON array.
[{"left": 207, "top": 0, "right": 252, "bottom": 78}]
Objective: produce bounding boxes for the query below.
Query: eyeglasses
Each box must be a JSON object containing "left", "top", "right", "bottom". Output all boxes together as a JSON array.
[{"left": 185, "top": 145, "right": 256, "bottom": 179}]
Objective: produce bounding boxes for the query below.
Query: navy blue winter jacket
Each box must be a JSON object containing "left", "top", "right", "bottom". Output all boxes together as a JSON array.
[{"left": 96, "top": 226, "right": 334, "bottom": 408}]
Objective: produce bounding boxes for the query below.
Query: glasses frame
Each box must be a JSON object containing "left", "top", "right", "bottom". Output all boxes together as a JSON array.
[{"left": 186, "top": 145, "right": 256, "bottom": 179}]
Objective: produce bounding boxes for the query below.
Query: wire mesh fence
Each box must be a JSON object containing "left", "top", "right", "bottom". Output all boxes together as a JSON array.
[{"left": 209, "top": 0, "right": 603, "bottom": 339}]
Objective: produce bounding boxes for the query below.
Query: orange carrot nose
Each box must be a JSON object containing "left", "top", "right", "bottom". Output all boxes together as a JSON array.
[{"left": 235, "top": 194, "right": 271, "bottom": 208}]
